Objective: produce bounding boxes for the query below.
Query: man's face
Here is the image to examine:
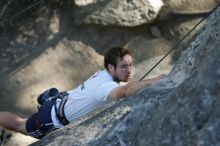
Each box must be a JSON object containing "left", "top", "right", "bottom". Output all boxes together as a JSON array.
[{"left": 112, "top": 54, "right": 133, "bottom": 82}]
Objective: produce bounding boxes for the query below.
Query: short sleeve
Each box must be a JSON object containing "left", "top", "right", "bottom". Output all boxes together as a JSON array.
[{"left": 94, "top": 82, "right": 119, "bottom": 101}]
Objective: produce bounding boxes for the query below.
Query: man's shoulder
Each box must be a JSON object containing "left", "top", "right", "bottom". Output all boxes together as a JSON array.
[{"left": 91, "top": 70, "right": 114, "bottom": 81}]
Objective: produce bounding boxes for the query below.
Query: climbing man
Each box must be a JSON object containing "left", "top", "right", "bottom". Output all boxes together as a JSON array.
[{"left": 0, "top": 47, "right": 165, "bottom": 139}]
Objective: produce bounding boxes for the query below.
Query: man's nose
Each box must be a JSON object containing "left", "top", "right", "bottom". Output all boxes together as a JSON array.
[{"left": 127, "top": 66, "right": 132, "bottom": 73}]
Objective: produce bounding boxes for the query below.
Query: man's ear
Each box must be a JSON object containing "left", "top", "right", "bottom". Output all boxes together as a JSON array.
[{"left": 108, "top": 64, "right": 114, "bottom": 73}]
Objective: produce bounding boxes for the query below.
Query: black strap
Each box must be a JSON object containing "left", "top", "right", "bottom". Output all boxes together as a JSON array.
[
  {"left": 33, "top": 113, "right": 46, "bottom": 138},
  {"left": 55, "top": 94, "right": 69, "bottom": 126}
]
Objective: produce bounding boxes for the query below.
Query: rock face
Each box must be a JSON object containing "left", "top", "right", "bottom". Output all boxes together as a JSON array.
[
  {"left": 163, "top": 0, "right": 219, "bottom": 14},
  {"left": 73, "top": 0, "right": 164, "bottom": 26},
  {"left": 31, "top": 6, "right": 220, "bottom": 146}
]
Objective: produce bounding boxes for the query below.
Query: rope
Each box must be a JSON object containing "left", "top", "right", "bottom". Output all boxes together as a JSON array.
[
  {"left": 10, "top": 0, "right": 44, "bottom": 21},
  {"left": 0, "top": 0, "right": 14, "bottom": 17},
  {"left": 139, "top": 4, "right": 220, "bottom": 81},
  {"left": 0, "top": 0, "right": 45, "bottom": 26}
]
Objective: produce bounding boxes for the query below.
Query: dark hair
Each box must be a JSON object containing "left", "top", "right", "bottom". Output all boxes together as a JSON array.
[{"left": 104, "top": 47, "right": 132, "bottom": 71}]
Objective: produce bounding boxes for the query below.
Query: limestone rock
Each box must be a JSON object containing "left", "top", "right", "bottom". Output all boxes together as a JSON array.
[
  {"left": 161, "top": 0, "right": 220, "bottom": 16},
  {"left": 73, "top": 0, "right": 164, "bottom": 26},
  {"left": 74, "top": 0, "right": 98, "bottom": 6}
]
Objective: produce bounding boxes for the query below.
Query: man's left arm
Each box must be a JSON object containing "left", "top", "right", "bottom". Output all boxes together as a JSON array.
[{"left": 108, "top": 75, "right": 165, "bottom": 100}]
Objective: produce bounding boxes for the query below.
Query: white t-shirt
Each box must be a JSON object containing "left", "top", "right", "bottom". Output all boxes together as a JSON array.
[{"left": 51, "top": 70, "right": 119, "bottom": 128}]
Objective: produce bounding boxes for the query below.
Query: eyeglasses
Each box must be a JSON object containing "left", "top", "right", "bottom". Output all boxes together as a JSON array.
[{"left": 117, "top": 64, "right": 132, "bottom": 70}]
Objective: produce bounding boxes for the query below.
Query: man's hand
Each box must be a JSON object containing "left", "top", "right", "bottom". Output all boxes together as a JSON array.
[
  {"left": 150, "top": 74, "right": 167, "bottom": 83},
  {"left": 158, "top": 74, "right": 167, "bottom": 79}
]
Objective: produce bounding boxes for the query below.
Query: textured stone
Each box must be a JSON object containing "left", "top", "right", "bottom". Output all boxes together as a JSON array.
[
  {"left": 74, "top": 0, "right": 98, "bottom": 6},
  {"left": 73, "top": 0, "right": 164, "bottom": 26},
  {"left": 164, "top": 0, "right": 219, "bottom": 14},
  {"left": 31, "top": 6, "right": 220, "bottom": 146}
]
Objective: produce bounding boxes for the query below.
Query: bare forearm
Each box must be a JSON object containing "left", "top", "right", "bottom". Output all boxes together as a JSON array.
[
  {"left": 109, "top": 75, "right": 165, "bottom": 100},
  {"left": 0, "top": 111, "right": 27, "bottom": 134},
  {"left": 125, "top": 77, "right": 160, "bottom": 97}
]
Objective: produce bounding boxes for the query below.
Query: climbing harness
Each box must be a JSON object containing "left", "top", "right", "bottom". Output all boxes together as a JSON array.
[
  {"left": 139, "top": 4, "right": 220, "bottom": 81},
  {"left": 37, "top": 88, "right": 69, "bottom": 126}
]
